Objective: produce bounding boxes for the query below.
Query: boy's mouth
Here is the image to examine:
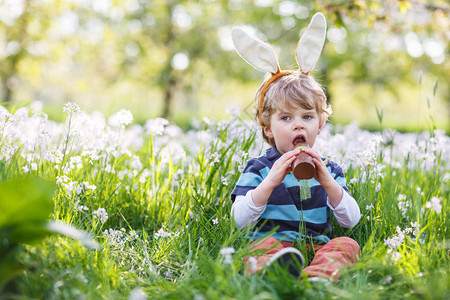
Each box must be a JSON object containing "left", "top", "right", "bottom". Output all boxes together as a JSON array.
[{"left": 293, "top": 135, "right": 306, "bottom": 147}]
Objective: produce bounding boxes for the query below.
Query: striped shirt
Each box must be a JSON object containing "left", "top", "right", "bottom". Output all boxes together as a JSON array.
[{"left": 231, "top": 146, "right": 353, "bottom": 244}]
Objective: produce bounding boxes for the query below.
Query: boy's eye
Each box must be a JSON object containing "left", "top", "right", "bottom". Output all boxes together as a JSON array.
[
  {"left": 281, "top": 116, "right": 291, "bottom": 121},
  {"left": 303, "top": 115, "right": 312, "bottom": 120}
]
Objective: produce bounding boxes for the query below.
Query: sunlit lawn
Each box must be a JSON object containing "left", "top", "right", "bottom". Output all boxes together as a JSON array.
[{"left": 0, "top": 102, "right": 448, "bottom": 299}]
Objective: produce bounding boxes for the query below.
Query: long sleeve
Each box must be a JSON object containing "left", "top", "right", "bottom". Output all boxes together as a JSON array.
[
  {"left": 231, "top": 190, "right": 266, "bottom": 229},
  {"left": 327, "top": 188, "right": 361, "bottom": 228}
]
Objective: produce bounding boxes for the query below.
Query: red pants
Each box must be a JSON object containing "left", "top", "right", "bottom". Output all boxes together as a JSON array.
[{"left": 245, "top": 236, "right": 360, "bottom": 280}]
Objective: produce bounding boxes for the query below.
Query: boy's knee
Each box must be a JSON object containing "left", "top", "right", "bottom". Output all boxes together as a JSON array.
[
  {"left": 337, "top": 237, "right": 359, "bottom": 249},
  {"left": 330, "top": 237, "right": 360, "bottom": 257},
  {"left": 249, "top": 236, "right": 279, "bottom": 251}
]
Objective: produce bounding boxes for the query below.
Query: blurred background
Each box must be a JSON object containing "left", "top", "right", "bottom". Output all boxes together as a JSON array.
[{"left": 0, "top": 0, "right": 448, "bottom": 132}]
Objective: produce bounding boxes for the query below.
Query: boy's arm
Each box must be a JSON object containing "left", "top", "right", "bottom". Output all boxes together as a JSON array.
[
  {"left": 300, "top": 148, "right": 361, "bottom": 227},
  {"left": 300, "top": 148, "right": 345, "bottom": 207},
  {"left": 231, "top": 149, "right": 301, "bottom": 228},
  {"left": 231, "top": 190, "right": 266, "bottom": 229},
  {"left": 327, "top": 190, "right": 361, "bottom": 228}
]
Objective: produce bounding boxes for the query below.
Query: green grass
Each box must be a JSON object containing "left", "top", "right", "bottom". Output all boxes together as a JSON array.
[{"left": 0, "top": 104, "right": 448, "bottom": 299}]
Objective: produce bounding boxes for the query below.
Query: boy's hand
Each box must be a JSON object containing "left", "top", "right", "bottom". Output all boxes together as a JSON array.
[
  {"left": 251, "top": 149, "right": 300, "bottom": 207},
  {"left": 299, "top": 148, "right": 333, "bottom": 185},
  {"left": 300, "top": 148, "right": 343, "bottom": 207},
  {"left": 265, "top": 149, "right": 301, "bottom": 189}
]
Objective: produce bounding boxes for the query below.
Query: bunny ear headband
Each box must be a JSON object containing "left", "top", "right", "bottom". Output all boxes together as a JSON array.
[{"left": 231, "top": 12, "right": 327, "bottom": 126}]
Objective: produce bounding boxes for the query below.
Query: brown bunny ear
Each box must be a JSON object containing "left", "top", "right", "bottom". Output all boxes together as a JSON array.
[{"left": 296, "top": 12, "right": 327, "bottom": 75}]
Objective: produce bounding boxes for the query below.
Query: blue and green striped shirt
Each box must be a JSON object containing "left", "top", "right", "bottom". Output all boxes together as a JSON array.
[{"left": 231, "top": 146, "right": 351, "bottom": 244}]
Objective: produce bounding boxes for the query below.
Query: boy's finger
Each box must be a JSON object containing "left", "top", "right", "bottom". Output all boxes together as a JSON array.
[
  {"left": 280, "top": 150, "right": 300, "bottom": 162},
  {"left": 302, "top": 148, "right": 324, "bottom": 164},
  {"left": 280, "top": 155, "right": 297, "bottom": 169},
  {"left": 312, "top": 158, "right": 326, "bottom": 170}
]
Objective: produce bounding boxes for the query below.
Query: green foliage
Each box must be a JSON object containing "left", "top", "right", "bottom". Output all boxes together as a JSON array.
[
  {"left": 0, "top": 176, "right": 101, "bottom": 294},
  {"left": 0, "top": 176, "right": 56, "bottom": 289},
  {"left": 0, "top": 105, "right": 448, "bottom": 298},
  {"left": 0, "top": 1, "right": 448, "bottom": 129}
]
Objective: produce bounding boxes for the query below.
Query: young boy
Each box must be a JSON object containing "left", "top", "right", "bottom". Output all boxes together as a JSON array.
[{"left": 231, "top": 71, "right": 361, "bottom": 280}]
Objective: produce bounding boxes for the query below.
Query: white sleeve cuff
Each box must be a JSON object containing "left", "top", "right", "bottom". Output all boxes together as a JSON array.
[
  {"left": 231, "top": 190, "right": 266, "bottom": 229},
  {"left": 327, "top": 189, "right": 361, "bottom": 228}
]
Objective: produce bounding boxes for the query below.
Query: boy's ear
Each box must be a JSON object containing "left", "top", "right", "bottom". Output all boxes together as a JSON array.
[
  {"left": 318, "top": 122, "right": 324, "bottom": 135},
  {"left": 263, "top": 126, "right": 273, "bottom": 139}
]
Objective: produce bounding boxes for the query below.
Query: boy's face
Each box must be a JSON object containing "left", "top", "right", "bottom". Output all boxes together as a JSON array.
[{"left": 264, "top": 105, "right": 322, "bottom": 155}]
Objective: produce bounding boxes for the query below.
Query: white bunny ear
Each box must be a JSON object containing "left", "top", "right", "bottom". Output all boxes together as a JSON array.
[
  {"left": 296, "top": 12, "right": 327, "bottom": 74},
  {"left": 231, "top": 27, "right": 279, "bottom": 74}
]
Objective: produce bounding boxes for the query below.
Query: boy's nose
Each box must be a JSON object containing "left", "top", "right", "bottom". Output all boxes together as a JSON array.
[{"left": 292, "top": 118, "right": 305, "bottom": 130}]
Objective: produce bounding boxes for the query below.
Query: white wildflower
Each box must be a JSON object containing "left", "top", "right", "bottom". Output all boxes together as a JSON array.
[
  {"left": 118, "top": 170, "right": 128, "bottom": 180},
  {"left": 356, "top": 136, "right": 382, "bottom": 168},
  {"left": 208, "top": 153, "right": 220, "bottom": 167},
  {"left": 139, "top": 169, "right": 150, "bottom": 184},
  {"left": 45, "top": 149, "right": 63, "bottom": 164},
  {"left": 76, "top": 184, "right": 83, "bottom": 195},
  {"left": 63, "top": 102, "right": 81, "bottom": 115},
  {"left": 108, "top": 109, "right": 133, "bottom": 127},
  {"left": 145, "top": 118, "right": 169, "bottom": 135},
  {"left": 30, "top": 101, "right": 43, "bottom": 114},
  {"left": 202, "top": 117, "right": 213, "bottom": 126},
  {"left": 76, "top": 273, "right": 88, "bottom": 284},
  {"left": 103, "top": 228, "right": 126, "bottom": 245},
  {"left": 225, "top": 106, "right": 240, "bottom": 118},
  {"left": 93, "top": 208, "right": 108, "bottom": 224},
  {"left": 397, "top": 199, "right": 410, "bottom": 216},
  {"left": 82, "top": 182, "right": 97, "bottom": 191},
  {"left": 220, "top": 247, "right": 235, "bottom": 264},
  {"left": 375, "top": 182, "right": 381, "bottom": 192},
  {"left": 397, "top": 194, "right": 406, "bottom": 201},
  {"left": 221, "top": 177, "right": 229, "bottom": 186},
  {"left": 384, "top": 229, "right": 404, "bottom": 250},
  {"left": 62, "top": 164, "right": 72, "bottom": 174},
  {"left": 129, "top": 288, "right": 147, "bottom": 300},
  {"left": 154, "top": 228, "right": 172, "bottom": 238},
  {"left": 425, "top": 196, "right": 442, "bottom": 214},
  {"left": 105, "top": 164, "right": 113, "bottom": 173},
  {"left": 69, "top": 156, "right": 83, "bottom": 169},
  {"left": 63, "top": 180, "right": 78, "bottom": 194},
  {"left": 128, "top": 230, "right": 138, "bottom": 241},
  {"left": 75, "top": 200, "right": 89, "bottom": 212},
  {"left": 0, "top": 145, "right": 18, "bottom": 162},
  {"left": 416, "top": 187, "right": 424, "bottom": 195},
  {"left": 131, "top": 155, "right": 143, "bottom": 170},
  {"left": 390, "top": 251, "right": 402, "bottom": 262},
  {"left": 248, "top": 256, "right": 258, "bottom": 272},
  {"left": 56, "top": 175, "right": 70, "bottom": 184}
]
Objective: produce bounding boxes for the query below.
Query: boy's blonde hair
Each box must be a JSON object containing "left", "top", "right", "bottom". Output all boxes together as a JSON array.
[{"left": 254, "top": 71, "right": 332, "bottom": 146}]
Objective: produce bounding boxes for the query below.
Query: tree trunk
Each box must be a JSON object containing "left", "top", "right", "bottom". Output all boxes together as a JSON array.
[
  {"left": 4, "top": 78, "right": 12, "bottom": 103},
  {"left": 162, "top": 76, "right": 176, "bottom": 119},
  {"left": 1, "top": 69, "right": 15, "bottom": 104},
  {"left": 1, "top": 0, "right": 30, "bottom": 104},
  {"left": 160, "top": 1, "right": 176, "bottom": 119}
]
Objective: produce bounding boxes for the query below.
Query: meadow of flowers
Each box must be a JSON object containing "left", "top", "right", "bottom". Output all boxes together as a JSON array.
[{"left": 0, "top": 101, "right": 448, "bottom": 299}]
